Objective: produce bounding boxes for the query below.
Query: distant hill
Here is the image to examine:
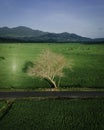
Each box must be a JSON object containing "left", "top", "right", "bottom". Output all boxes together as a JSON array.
[
  {"left": 0, "top": 26, "right": 47, "bottom": 37},
  {"left": 35, "top": 32, "right": 91, "bottom": 42},
  {"left": 0, "top": 26, "right": 103, "bottom": 43}
]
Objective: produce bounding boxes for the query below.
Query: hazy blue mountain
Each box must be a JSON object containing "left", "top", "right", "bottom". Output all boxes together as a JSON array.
[
  {"left": 0, "top": 26, "right": 103, "bottom": 43},
  {"left": 0, "top": 26, "right": 47, "bottom": 37},
  {"left": 94, "top": 38, "right": 104, "bottom": 42},
  {"left": 35, "top": 32, "right": 91, "bottom": 42}
]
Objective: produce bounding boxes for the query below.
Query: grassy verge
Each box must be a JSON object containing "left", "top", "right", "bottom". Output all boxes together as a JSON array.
[
  {"left": 0, "top": 87, "right": 104, "bottom": 92},
  {"left": 0, "top": 99, "right": 14, "bottom": 120}
]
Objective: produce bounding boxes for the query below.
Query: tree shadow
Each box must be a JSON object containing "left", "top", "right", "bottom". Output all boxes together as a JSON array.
[{"left": 22, "top": 61, "right": 34, "bottom": 73}]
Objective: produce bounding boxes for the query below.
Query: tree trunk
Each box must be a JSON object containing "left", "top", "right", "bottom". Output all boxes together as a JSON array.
[{"left": 44, "top": 78, "right": 57, "bottom": 88}]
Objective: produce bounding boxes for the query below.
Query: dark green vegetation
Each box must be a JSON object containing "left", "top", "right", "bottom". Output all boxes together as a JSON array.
[
  {"left": 0, "top": 101, "right": 5, "bottom": 109},
  {"left": 0, "top": 101, "right": 6, "bottom": 118},
  {"left": 0, "top": 100, "right": 14, "bottom": 120},
  {"left": 0, "top": 43, "right": 104, "bottom": 89},
  {"left": 0, "top": 99, "right": 104, "bottom": 130}
]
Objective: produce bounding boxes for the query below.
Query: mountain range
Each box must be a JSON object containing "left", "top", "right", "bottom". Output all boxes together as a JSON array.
[{"left": 0, "top": 26, "right": 104, "bottom": 43}]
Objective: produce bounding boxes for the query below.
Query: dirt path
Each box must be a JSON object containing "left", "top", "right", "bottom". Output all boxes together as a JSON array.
[{"left": 0, "top": 91, "right": 104, "bottom": 99}]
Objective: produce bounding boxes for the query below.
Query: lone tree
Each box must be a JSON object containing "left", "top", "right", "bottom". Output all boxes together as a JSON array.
[{"left": 28, "top": 50, "right": 72, "bottom": 88}]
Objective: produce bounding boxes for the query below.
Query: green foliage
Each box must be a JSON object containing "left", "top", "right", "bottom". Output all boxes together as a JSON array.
[
  {"left": 0, "top": 99, "right": 104, "bottom": 130},
  {"left": 0, "top": 56, "right": 5, "bottom": 60},
  {"left": 0, "top": 43, "right": 104, "bottom": 89}
]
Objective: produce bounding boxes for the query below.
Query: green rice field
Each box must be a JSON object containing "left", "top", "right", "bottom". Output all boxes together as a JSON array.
[
  {"left": 0, "top": 99, "right": 104, "bottom": 130},
  {"left": 0, "top": 43, "right": 104, "bottom": 89}
]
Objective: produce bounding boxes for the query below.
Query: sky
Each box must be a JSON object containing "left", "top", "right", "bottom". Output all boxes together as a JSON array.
[{"left": 0, "top": 0, "right": 104, "bottom": 38}]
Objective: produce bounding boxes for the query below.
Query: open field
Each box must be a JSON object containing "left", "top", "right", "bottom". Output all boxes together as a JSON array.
[
  {"left": 0, "top": 43, "right": 104, "bottom": 89},
  {"left": 0, "top": 99, "right": 104, "bottom": 130}
]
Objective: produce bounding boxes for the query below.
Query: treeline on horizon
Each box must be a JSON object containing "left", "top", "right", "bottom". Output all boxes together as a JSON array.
[{"left": 0, "top": 37, "right": 104, "bottom": 44}]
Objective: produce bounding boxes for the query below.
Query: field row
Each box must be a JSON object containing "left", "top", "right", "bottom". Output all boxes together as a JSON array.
[{"left": 0, "top": 99, "right": 104, "bottom": 130}]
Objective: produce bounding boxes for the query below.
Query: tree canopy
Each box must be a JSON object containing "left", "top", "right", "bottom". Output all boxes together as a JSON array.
[{"left": 28, "top": 50, "right": 73, "bottom": 88}]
